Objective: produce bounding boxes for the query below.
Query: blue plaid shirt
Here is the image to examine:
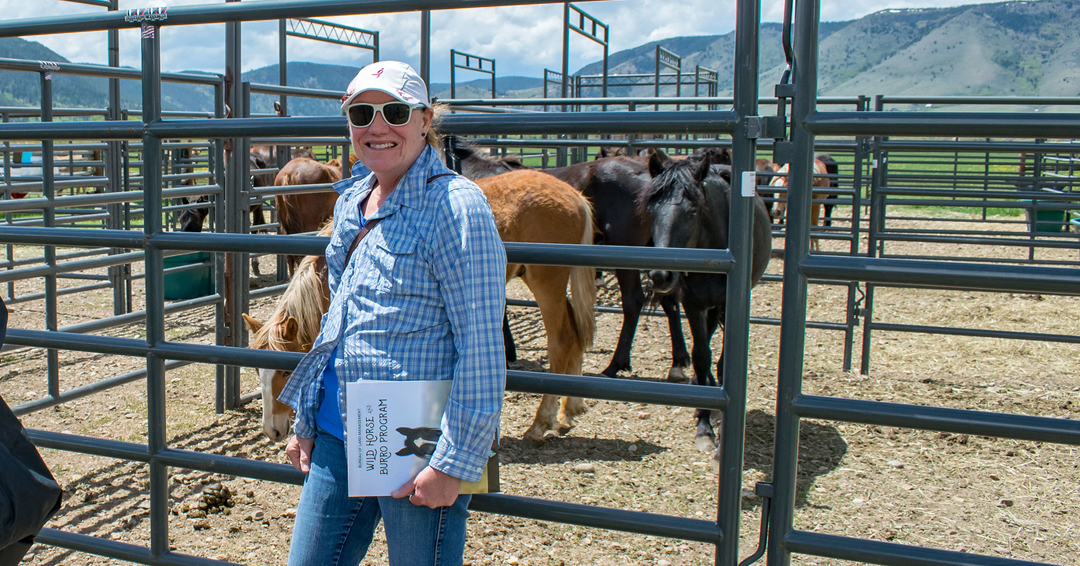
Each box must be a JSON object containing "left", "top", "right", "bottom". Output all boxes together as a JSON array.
[{"left": 278, "top": 144, "right": 507, "bottom": 482}]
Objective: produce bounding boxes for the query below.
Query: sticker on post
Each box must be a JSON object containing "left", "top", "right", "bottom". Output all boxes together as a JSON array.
[{"left": 741, "top": 171, "right": 756, "bottom": 198}]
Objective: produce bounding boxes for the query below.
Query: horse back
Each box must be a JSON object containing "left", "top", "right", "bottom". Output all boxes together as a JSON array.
[
  {"left": 549, "top": 157, "right": 651, "bottom": 247},
  {"left": 475, "top": 170, "right": 593, "bottom": 247}
]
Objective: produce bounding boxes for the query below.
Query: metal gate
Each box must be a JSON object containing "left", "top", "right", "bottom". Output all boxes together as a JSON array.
[{"left": 1, "top": 1, "right": 1078, "bottom": 566}]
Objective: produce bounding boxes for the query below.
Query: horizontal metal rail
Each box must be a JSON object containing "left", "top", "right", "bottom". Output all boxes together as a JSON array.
[
  {"left": 784, "top": 530, "right": 1051, "bottom": 566},
  {"left": 793, "top": 395, "right": 1080, "bottom": 445},
  {"left": 800, "top": 255, "right": 1080, "bottom": 295},
  {"left": 806, "top": 110, "right": 1080, "bottom": 139}
]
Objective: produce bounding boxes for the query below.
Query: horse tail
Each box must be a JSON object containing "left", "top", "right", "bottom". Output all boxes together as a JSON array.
[{"left": 568, "top": 194, "right": 597, "bottom": 351}]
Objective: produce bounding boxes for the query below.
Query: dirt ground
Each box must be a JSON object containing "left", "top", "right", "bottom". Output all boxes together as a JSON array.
[{"left": 2, "top": 212, "right": 1079, "bottom": 566}]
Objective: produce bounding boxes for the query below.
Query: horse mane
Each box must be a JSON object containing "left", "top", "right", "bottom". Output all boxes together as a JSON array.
[
  {"left": 251, "top": 221, "right": 333, "bottom": 352},
  {"left": 636, "top": 158, "right": 708, "bottom": 217}
]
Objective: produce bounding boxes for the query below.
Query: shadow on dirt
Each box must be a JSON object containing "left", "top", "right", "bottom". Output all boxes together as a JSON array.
[
  {"left": 498, "top": 434, "right": 666, "bottom": 465},
  {"left": 741, "top": 408, "right": 848, "bottom": 508}
]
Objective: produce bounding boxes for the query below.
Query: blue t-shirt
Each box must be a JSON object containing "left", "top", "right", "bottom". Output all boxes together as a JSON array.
[{"left": 315, "top": 362, "right": 344, "bottom": 439}]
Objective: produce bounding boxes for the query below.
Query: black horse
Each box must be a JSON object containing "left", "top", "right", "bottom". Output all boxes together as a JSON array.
[
  {"left": 178, "top": 153, "right": 270, "bottom": 232},
  {"left": 639, "top": 157, "right": 772, "bottom": 450},
  {"left": 443, "top": 136, "right": 696, "bottom": 382}
]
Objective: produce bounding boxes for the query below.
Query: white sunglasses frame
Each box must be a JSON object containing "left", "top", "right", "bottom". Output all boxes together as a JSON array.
[{"left": 343, "top": 101, "right": 426, "bottom": 128}]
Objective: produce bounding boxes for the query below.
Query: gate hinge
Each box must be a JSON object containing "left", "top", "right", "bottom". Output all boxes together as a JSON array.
[{"left": 745, "top": 116, "right": 786, "bottom": 140}]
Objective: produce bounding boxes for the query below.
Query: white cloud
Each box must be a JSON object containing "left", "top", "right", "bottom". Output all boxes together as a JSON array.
[{"left": 1, "top": 0, "right": 1007, "bottom": 82}]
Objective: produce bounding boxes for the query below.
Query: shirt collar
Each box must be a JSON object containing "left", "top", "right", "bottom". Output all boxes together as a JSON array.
[{"left": 332, "top": 145, "right": 448, "bottom": 213}]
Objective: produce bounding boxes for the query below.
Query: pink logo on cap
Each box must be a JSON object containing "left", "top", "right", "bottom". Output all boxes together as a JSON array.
[{"left": 373, "top": 68, "right": 384, "bottom": 78}]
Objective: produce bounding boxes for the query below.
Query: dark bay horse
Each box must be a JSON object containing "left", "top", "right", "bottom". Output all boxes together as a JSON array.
[
  {"left": 640, "top": 158, "right": 772, "bottom": 450},
  {"left": 443, "top": 136, "right": 695, "bottom": 382}
]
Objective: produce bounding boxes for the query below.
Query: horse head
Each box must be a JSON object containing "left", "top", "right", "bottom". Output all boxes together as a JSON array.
[
  {"left": 242, "top": 313, "right": 299, "bottom": 442},
  {"left": 242, "top": 246, "right": 331, "bottom": 441},
  {"left": 440, "top": 135, "right": 516, "bottom": 180},
  {"left": 639, "top": 157, "right": 714, "bottom": 295}
]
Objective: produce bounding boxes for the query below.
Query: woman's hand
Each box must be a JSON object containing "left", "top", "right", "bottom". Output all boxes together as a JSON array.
[
  {"left": 285, "top": 435, "right": 315, "bottom": 473},
  {"left": 391, "top": 466, "right": 461, "bottom": 508}
]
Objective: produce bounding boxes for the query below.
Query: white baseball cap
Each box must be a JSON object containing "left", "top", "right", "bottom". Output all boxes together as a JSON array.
[{"left": 340, "top": 61, "right": 430, "bottom": 111}]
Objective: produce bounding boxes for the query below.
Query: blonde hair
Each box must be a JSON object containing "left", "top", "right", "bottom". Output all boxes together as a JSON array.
[{"left": 425, "top": 102, "right": 449, "bottom": 149}]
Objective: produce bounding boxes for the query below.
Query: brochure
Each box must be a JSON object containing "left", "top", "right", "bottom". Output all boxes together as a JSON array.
[{"left": 344, "top": 379, "right": 499, "bottom": 497}]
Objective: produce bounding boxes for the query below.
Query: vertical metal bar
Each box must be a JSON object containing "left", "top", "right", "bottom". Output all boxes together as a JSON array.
[
  {"left": 107, "top": 0, "right": 126, "bottom": 317},
  {"left": 278, "top": 18, "right": 288, "bottom": 119},
  {"left": 420, "top": 10, "right": 430, "bottom": 85},
  {"left": 491, "top": 58, "right": 497, "bottom": 99},
  {"left": 213, "top": 79, "right": 229, "bottom": 423},
  {"left": 860, "top": 129, "right": 885, "bottom": 375},
  {"left": 767, "top": 0, "right": 821, "bottom": 562},
  {"left": 2, "top": 111, "right": 11, "bottom": 301},
  {"left": 139, "top": 21, "right": 169, "bottom": 560},
  {"left": 40, "top": 70, "right": 60, "bottom": 401},
  {"left": 450, "top": 49, "right": 457, "bottom": 99},
  {"left": 842, "top": 97, "right": 869, "bottom": 372},
  {"left": 221, "top": 0, "right": 242, "bottom": 414},
  {"left": 718, "top": 0, "right": 761, "bottom": 563}
]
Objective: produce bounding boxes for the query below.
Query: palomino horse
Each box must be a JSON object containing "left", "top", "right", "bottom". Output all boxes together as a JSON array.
[
  {"left": 443, "top": 135, "right": 694, "bottom": 383},
  {"left": 273, "top": 156, "right": 345, "bottom": 274},
  {"left": 244, "top": 168, "right": 596, "bottom": 442},
  {"left": 243, "top": 222, "right": 333, "bottom": 441},
  {"left": 640, "top": 158, "right": 772, "bottom": 450},
  {"left": 769, "top": 155, "right": 835, "bottom": 250}
]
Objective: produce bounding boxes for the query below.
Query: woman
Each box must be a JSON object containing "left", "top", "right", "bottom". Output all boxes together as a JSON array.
[{"left": 279, "top": 61, "right": 507, "bottom": 566}]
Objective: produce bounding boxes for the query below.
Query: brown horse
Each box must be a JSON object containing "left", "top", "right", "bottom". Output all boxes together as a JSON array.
[
  {"left": 273, "top": 157, "right": 344, "bottom": 274},
  {"left": 769, "top": 157, "right": 832, "bottom": 250},
  {"left": 244, "top": 169, "right": 596, "bottom": 442}
]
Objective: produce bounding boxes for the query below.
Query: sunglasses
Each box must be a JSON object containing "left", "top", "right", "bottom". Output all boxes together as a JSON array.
[{"left": 344, "top": 101, "right": 425, "bottom": 128}]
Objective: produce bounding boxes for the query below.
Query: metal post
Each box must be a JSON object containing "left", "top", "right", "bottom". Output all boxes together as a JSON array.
[
  {"left": 222, "top": 0, "right": 243, "bottom": 413},
  {"left": 716, "top": 0, "right": 761, "bottom": 563},
  {"left": 107, "top": 0, "right": 127, "bottom": 316},
  {"left": 767, "top": 0, "right": 822, "bottom": 561},
  {"left": 138, "top": 20, "right": 169, "bottom": 560},
  {"left": 40, "top": 70, "right": 60, "bottom": 402},
  {"left": 278, "top": 18, "right": 288, "bottom": 119},
  {"left": 420, "top": 10, "right": 430, "bottom": 86}
]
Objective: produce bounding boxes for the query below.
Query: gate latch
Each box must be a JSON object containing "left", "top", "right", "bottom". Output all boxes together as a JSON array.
[{"left": 745, "top": 116, "right": 786, "bottom": 140}]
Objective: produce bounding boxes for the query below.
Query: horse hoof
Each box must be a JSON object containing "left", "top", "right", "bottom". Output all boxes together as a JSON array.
[
  {"left": 666, "top": 367, "right": 689, "bottom": 383},
  {"left": 695, "top": 435, "right": 717, "bottom": 453},
  {"left": 543, "top": 429, "right": 560, "bottom": 440},
  {"left": 523, "top": 427, "right": 546, "bottom": 442},
  {"left": 556, "top": 423, "right": 574, "bottom": 436}
]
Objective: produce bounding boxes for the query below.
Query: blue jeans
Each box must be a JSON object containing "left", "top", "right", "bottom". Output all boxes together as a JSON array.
[{"left": 287, "top": 428, "right": 472, "bottom": 566}]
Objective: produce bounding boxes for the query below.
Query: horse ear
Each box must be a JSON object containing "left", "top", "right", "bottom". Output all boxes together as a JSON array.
[
  {"left": 647, "top": 150, "right": 667, "bottom": 178},
  {"left": 693, "top": 155, "right": 712, "bottom": 183},
  {"left": 281, "top": 316, "right": 299, "bottom": 343},
  {"left": 241, "top": 313, "right": 263, "bottom": 333},
  {"left": 596, "top": 147, "right": 611, "bottom": 159}
]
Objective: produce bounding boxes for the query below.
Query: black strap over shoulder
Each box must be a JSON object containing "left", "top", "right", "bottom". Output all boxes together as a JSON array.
[{"left": 343, "top": 173, "right": 458, "bottom": 264}]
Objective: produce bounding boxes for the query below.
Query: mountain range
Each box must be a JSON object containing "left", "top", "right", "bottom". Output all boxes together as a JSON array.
[{"left": 2, "top": 0, "right": 1078, "bottom": 116}]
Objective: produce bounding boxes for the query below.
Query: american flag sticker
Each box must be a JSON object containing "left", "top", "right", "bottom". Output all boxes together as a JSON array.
[{"left": 142, "top": 24, "right": 155, "bottom": 39}]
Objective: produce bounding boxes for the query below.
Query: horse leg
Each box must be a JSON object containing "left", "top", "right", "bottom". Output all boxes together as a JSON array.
[
  {"left": 659, "top": 293, "right": 690, "bottom": 382},
  {"left": 250, "top": 203, "right": 266, "bottom": 276},
  {"left": 502, "top": 309, "right": 517, "bottom": 364},
  {"left": 810, "top": 196, "right": 822, "bottom": 251},
  {"left": 522, "top": 266, "right": 585, "bottom": 439},
  {"left": 601, "top": 269, "right": 646, "bottom": 378},
  {"left": 685, "top": 305, "right": 719, "bottom": 451}
]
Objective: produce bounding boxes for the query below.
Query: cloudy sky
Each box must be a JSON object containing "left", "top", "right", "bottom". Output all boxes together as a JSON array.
[{"left": 2, "top": 0, "right": 1003, "bottom": 83}]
